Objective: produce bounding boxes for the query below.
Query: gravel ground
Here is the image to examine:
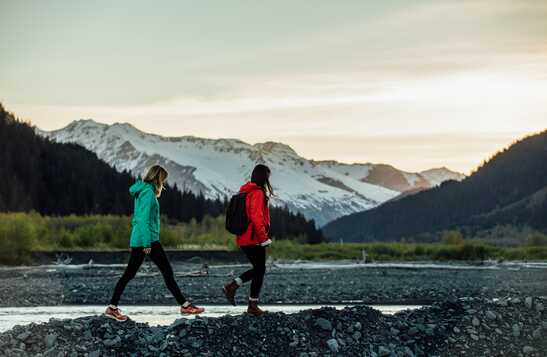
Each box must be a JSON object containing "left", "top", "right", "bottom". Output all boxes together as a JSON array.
[
  {"left": 0, "top": 296, "right": 545, "bottom": 356},
  {"left": 1, "top": 262, "right": 547, "bottom": 306}
]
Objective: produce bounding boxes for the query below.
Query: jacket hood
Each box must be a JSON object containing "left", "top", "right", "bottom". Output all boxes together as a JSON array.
[
  {"left": 239, "top": 182, "right": 262, "bottom": 193},
  {"left": 129, "top": 180, "right": 154, "bottom": 198}
]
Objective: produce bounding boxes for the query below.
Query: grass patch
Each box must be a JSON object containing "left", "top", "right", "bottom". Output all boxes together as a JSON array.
[{"left": 1, "top": 212, "right": 546, "bottom": 265}]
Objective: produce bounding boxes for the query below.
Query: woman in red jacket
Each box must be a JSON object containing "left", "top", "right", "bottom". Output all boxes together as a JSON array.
[{"left": 223, "top": 164, "right": 273, "bottom": 316}]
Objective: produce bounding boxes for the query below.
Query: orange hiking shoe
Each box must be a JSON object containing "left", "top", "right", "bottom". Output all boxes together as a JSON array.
[
  {"left": 104, "top": 306, "right": 128, "bottom": 322},
  {"left": 180, "top": 303, "right": 205, "bottom": 315}
]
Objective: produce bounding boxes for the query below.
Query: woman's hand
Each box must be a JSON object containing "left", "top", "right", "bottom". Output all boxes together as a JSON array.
[{"left": 143, "top": 248, "right": 152, "bottom": 254}]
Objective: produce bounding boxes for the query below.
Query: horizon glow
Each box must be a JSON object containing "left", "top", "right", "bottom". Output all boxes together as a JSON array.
[{"left": 1, "top": 0, "right": 546, "bottom": 173}]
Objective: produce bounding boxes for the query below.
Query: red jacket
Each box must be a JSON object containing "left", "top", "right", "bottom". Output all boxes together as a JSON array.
[{"left": 236, "top": 182, "right": 270, "bottom": 247}]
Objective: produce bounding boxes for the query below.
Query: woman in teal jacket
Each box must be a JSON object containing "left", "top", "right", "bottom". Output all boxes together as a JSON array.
[{"left": 105, "top": 165, "right": 205, "bottom": 321}]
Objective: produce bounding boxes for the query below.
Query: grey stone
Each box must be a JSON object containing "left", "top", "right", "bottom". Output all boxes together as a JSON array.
[
  {"left": 453, "top": 327, "right": 461, "bottom": 333},
  {"left": 403, "top": 346, "right": 415, "bottom": 357},
  {"left": 88, "top": 350, "right": 101, "bottom": 357},
  {"left": 472, "top": 317, "right": 480, "bottom": 327},
  {"left": 44, "top": 334, "right": 57, "bottom": 348},
  {"left": 408, "top": 327, "right": 419, "bottom": 336},
  {"left": 470, "top": 334, "right": 479, "bottom": 341},
  {"left": 532, "top": 327, "right": 541, "bottom": 339},
  {"left": 9, "top": 348, "right": 26, "bottom": 357},
  {"left": 352, "top": 331, "right": 361, "bottom": 340},
  {"left": 44, "top": 347, "right": 58, "bottom": 357},
  {"left": 16, "top": 331, "right": 31, "bottom": 341},
  {"left": 523, "top": 346, "right": 535, "bottom": 355},
  {"left": 354, "top": 322, "right": 362, "bottom": 330},
  {"left": 104, "top": 336, "right": 121, "bottom": 347},
  {"left": 536, "top": 302, "right": 544, "bottom": 312},
  {"left": 485, "top": 310, "right": 497, "bottom": 320},
  {"left": 525, "top": 297, "right": 533, "bottom": 309},
  {"left": 326, "top": 339, "right": 339, "bottom": 353},
  {"left": 378, "top": 346, "right": 390, "bottom": 357},
  {"left": 315, "top": 318, "right": 332, "bottom": 331},
  {"left": 512, "top": 324, "right": 520, "bottom": 338}
]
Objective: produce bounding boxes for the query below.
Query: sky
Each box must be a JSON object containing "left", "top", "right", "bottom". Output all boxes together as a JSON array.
[{"left": 1, "top": 0, "right": 546, "bottom": 174}]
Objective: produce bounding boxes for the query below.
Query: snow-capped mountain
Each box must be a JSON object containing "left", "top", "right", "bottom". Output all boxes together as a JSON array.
[
  {"left": 38, "top": 120, "right": 464, "bottom": 226},
  {"left": 314, "top": 162, "right": 464, "bottom": 193}
]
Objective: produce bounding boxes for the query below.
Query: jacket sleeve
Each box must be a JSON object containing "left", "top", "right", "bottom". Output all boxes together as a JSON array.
[
  {"left": 137, "top": 190, "right": 155, "bottom": 248},
  {"left": 248, "top": 190, "right": 268, "bottom": 243}
]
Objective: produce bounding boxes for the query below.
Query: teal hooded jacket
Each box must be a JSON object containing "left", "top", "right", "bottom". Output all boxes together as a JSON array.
[{"left": 129, "top": 181, "right": 160, "bottom": 248}]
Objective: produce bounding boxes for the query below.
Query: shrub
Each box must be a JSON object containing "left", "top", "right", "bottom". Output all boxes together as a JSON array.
[
  {"left": 58, "top": 228, "right": 75, "bottom": 248},
  {"left": 74, "top": 226, "right": 97, "bottom": 248},
  {"left": 527, "top": 232, "right": 547, "bottom": 246},
  {"left": 0, "top": 213, "right": 36, "bottom": 265},
  {"left": 441, "top": 230, "right": 464, "bottom": 245}
]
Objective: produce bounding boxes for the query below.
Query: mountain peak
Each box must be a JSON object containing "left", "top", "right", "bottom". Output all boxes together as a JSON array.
[
  {"left": 62, "top": 119, "right": 106, "bottom": 131},
  {"left": 253, "top": 141, "right": 299, "bottom": 157}
]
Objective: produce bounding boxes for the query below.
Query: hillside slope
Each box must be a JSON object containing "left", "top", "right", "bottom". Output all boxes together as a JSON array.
[{"left": 323, "top": 130, "right": 547, "bottom": 242}]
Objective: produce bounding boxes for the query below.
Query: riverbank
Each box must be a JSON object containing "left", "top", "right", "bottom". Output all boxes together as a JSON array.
[
  {"left": 1, "top": 261, "right": 547, "bottom": 307},
  {"left": 1, "top": 296, "right": 545, "bottom": 356}
]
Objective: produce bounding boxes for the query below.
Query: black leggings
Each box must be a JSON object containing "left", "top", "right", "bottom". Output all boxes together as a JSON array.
[
  {"left": 239, "top": 245, "right": 266, "bottom": 299},
  {"left": 110, "top": 241, "right": 186, "bottom": 306}
]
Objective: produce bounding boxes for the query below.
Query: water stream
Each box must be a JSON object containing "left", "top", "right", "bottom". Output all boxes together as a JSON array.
[{"left": 0, "top": 304, "right": 422, "bottom": 332}]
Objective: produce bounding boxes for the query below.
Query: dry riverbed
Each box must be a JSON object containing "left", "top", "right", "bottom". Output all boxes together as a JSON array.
[{"left": 1, "top": 261, "right": 547, "bottom": 306}]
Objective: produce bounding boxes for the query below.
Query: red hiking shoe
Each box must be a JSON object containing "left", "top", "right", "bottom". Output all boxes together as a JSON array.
[
  {"left": 104, "top": 306, "right": 128, "bottom": 322},
  {"left": 180, "top": 303, "right": 205, "bottom": 315}
]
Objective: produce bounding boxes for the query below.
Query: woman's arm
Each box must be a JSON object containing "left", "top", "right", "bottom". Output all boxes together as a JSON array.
[
  {"left": 248, "top": 190, "right": 269, "bottom": 243},
  {"left": 135, "top": 189, "right": 155, "bottom": 249}
]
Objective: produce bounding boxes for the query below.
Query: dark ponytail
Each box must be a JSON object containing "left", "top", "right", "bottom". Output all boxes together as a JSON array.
[{"left": 251, "top": 164, "right": 273, "bottom": 204}]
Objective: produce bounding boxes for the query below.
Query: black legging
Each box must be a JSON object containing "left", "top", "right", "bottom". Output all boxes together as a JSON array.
[
  {"left": 239, "top": 245, "right": 266, "bottom": 299},
  {"left": 110, "top": 241, "right": 186, "bottom": 306}
]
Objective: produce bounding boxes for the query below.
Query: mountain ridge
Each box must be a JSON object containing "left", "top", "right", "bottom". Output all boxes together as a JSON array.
[
  {"left": 323, "top": 129, "right": 547, "bottom": 241},
  {"left": 39, "top": 119, "right": 464, "bottom": 226}
]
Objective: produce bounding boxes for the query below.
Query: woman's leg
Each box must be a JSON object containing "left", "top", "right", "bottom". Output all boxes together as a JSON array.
[
  {"left": 238, "top": 266, "right": 255, "bottom": 284},
  {"left": 240, "top": 245, "right": 266, "bottom": 299},
  {"left": 149, "top": 242, "right": 187, "bottom": 306},
  {"left": 109, "top": 248, "right": 146, "bottom": 306}
]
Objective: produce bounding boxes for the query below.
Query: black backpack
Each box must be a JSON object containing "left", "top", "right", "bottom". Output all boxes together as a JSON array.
[{"left": 225, "top": 193, "right": 249, "bottom": 235}]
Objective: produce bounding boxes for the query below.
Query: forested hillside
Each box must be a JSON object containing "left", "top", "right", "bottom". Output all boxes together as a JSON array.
[
  {"left": 324, "top": 130, "right": 547, "bottom": 242},
  {"left": 0, "top": 104, "right": 324, "bottom": 243}
]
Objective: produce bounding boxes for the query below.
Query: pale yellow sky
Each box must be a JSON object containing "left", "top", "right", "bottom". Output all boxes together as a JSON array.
[{"left": 1, "top": 0, "right": 546, "bottom": 173}]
